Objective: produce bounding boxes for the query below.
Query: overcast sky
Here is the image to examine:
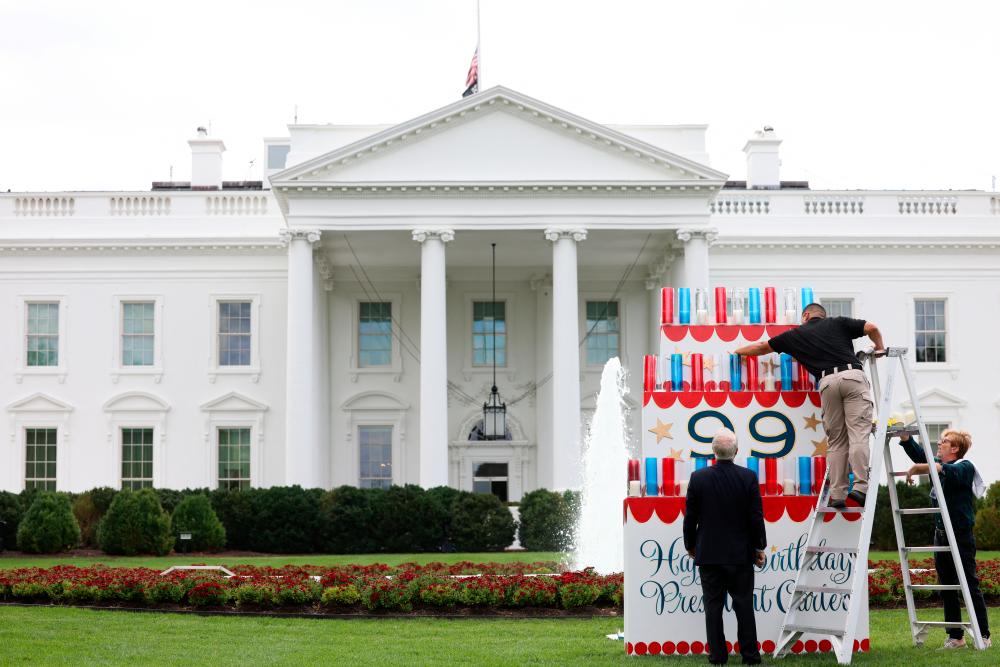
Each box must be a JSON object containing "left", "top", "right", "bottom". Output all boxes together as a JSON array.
[{"left": 2, "top": 0, "right": 997, "bottom": 192}]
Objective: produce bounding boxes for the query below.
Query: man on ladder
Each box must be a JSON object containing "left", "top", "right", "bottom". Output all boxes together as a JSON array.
[
  {"left": 898, "top": 428, "right": 991, "bottom": 649},
  {"left": 736, "top": 303, "right": 885, "bottom": 508}
]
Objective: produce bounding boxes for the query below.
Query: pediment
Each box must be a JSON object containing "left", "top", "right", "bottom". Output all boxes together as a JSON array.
[
  {"left": 103, "top": 391, "right": 170, "bottom": 413},
  {"left": 200, "top": 391, "right": 269, "bottom": 412},
  {"left": 341, "top": 391, "right": 409, "bottom": 412},
  {"left": 271, "top": 86, "right": 726, "bottom": 189},
  {"left": 902, "top": 388, "right": 966, "bottom": 409},
  {"left": 7, "top": 392, "right": 74, "bottom": 413}
]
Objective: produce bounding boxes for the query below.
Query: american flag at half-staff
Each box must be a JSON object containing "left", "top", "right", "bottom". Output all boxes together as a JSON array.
[{"left": 463, "top": 46, "right": 479, "bottom": 97}]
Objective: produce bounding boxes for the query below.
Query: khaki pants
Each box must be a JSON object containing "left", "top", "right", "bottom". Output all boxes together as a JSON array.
[{"left": 818, "top": 369, "right": 873, "bottom": 500}]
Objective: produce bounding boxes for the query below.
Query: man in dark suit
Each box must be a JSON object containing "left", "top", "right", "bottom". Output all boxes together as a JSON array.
[{"left": 684, "top": 428, "right": 768, "bottom": 665}]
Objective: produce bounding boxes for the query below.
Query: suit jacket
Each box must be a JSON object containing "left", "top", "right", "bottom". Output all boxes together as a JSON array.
[{"left": 683, "top": 460, "right": 767, "bottom": 565}]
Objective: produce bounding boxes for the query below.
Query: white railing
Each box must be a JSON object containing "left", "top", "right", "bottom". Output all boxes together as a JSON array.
[
  {"left": 803, "top": 195, "right": 864, "bottom": 215},
  {"left": 205, "top": 194, "right": 269, "bottom": 216},
  {"left": 109, "top": 196, "right": 171, "bottom": 216},
  {"left": 14, "top": 196, "right": 75, "bottom": 217},
  {"left": 710, "top": 195, "right": 769, "bottom": 215},
  {"left": 897, "top": 195, "right": 958, "bottom": 215},
  {"left": 707, "top": 191, "right": 994, "bottom": 217}
]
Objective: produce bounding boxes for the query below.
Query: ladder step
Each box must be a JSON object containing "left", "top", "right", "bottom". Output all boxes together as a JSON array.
[
  {"left": 781, "top": 623, "right": 845, "bottom": 638},
  {"left": 795, "top": 585, "right": 853, "bottom": 595},
  {"left": 886, "top": 426, "right": 921, "bottom": 438},
  {"left": 903, "top": 546, "right": 950, "bottom": 554},
  {"left": 816, "top": 506, "right": 864, "bottom": 514},
  {"left": 913, "top": 621, "right": 974, "bottom": 629},
  {"left": 806, "top": 546, "right": 858, "bottom": 555},
  {"left": 897, "top": 508, "right": 941, "bottom": 515},
  {"left": 908, "top": 584, "right": 964, "bottom": 591}
]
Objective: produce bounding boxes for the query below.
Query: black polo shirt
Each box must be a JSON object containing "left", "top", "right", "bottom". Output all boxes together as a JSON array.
[{"left": 768, "top": 316, "right": 867, "bottom": 376}]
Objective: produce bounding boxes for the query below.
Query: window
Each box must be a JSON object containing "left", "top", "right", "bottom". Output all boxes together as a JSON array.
[
  {"left": 586, "top": 300, "right": 620, "bottom": 365},
  {"left": 26, "top": 303, "right": 59, "bottom": 367},
  {"left": 121, "top": 427, "right": 153, "bottom": 490},
  {"left": 821, "top": 298, "right": 854, "bottom": 319},
  {"left": 924, "top": 422, "right": 951, "bottom": 445},
  {"left": 914, "top": 299, "right": 947, "bottom": 363},
  {"left": 267, "top": 144, "right": 290, "bottom": 170},
  {"left": 472, "top": 301, "right": 506, "bottom": 366},
  {"left": 472, "top": 462, "right": 509, "bottom": 502},
  {"left": 359, "top": 302, "right": 392, "bottom": 367},
  {"left": 218, "top": 427, "right": 251, "bottom": 490},
  {"left": 25, "top": 428, "right": 57, "bottom": 490},
  {"left": 122, "top": 302, "right": 155, "bottom": 366},
  {"left": 218, "top": 301, "right": 252, "bottom": 366},
  {"left": 359, "top": 426, "right": 392, "bottom": 489}
]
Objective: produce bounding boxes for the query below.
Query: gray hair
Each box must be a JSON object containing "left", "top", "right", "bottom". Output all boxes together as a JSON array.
[{"left": 712, "top": 428, "right": 738, "bottom": 460}]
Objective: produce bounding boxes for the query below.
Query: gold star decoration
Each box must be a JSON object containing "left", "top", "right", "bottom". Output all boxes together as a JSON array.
[
  {"left": 672, "top": 347, "right": 692, "bottom": 366},
  {"left": 762, "top": 357, "right": 780, "bottom": 375},
  {"left": 648, "top": 419, "right": 674, "bottom": 443},
  {"left": 771, "top": 545, "right": 779, "bottom": 553},
  {"left": 803, "top": 412, "right": 822, "bottom": 431},
  {"left": 665, "top": 448, "right": 683, "bottom": 459},
  {"left": 703, "top": 356, "right": 716, "bottom": 372},
  {"left": 811, "top": 437, "right": 829, "bottom": 456}
]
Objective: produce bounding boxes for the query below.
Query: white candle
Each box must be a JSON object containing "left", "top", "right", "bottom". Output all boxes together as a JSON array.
[
  {"left": 763, "top": 373, "right": 776, "bottom": 391},
  {"left": 628, "top": 480, "right": 641, "bottom": 497},
  {"left": 696, "top": 309, "right": 709, "bottom": 325},
  {"left": 678, "top": 480, "right": 689, "bottom": 496},
  {"left": 785, "top": 309, "right": 797, "bottom": 324},
  {"left": 731, "top": 308, "right": 744, "bottom": 324},
  {"left": 783, "top": 479, "right": 796, "bottom": 495}
]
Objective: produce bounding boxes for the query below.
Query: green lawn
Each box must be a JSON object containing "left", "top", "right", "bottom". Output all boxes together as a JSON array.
[
  {"left": 0, "top": 551, "right": 565, "bottom": 570},
  {"left": 0, "top": 606, "right": 997, "bottom": 666}
]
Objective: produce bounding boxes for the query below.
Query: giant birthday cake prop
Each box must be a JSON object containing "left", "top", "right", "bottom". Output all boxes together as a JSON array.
[{"left": 624, "top": 286, "right": 869, "bottom": 657}]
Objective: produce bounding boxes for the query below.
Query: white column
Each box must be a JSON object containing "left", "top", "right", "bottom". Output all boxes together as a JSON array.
[
  {"left": 282, "top": 228, "right": 321, "bottom": 487},
  {"left": 412, "top": 228, "right": 454, "bottom": 488},
  {"left": 531, "top": 275, "right": 554, "bottom": 489},
  {"left": 676, "top": 228, "right": 718, "bottom": 292},
  {"left": 545, "top": 227, "right": 587, "bottom": 491}
]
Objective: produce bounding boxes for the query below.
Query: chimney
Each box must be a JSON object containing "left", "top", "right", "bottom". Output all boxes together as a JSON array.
[
  {"left": 188, "top": 127, "right": 226, "bottom": 190},
  {"left": 742, "top": 126, "right": 781, "bottom": 189}
]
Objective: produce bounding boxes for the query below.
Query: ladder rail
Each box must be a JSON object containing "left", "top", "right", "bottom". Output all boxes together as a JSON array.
[
  {"left": 897, "top": 357, "right": 985, "bottom": 650},
  {"left": 883, "top": 432, "right": 921, "bottom": 639}
]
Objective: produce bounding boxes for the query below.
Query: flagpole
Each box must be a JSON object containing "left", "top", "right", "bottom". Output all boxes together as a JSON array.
[{"left": 476, "top": 0, "right": 483, "bottom": 88}]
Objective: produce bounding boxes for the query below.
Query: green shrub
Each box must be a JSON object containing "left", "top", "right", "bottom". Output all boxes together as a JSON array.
[
  {"left": 98, "top": 488, "right": 174, "bottom": 556},
  {"left": 187, "top": 581, "right": 230, "bottom": 606},
  {"left": 510, "top": 577, "right": 558, "bottom": 607},
  {"left": 322, "top": 584, "right": 361, "bottom": 607},
  {"left": 153, "top": 488, "right": 186, "bottom": 514},
  {"left": 145, "top": 580, "right": 187, "bottom": 604},
  {"left": 249, "top": 486, "right": 326, "bottom": 553},
  {"left": 0, "top": 491, "right": 23, "bottom": 551},
  {"left": 209, "top": 487, "right": 255, "bottom": 549},
  {"left": 15, "top": 491, "right": 80, "bottom": 553},
  {"left": 416, "top": 578, "right": 462, "bottom": 607},
  {"left": 451, "top": 492, "right": 516, "bottom": 552},
  {"left": 360, "top": 577, "right": 412, "bottom": 611},
  {"left": 459, "top": 577, "right": 506, "bottom": 607},
  {"left": 558, "top": 582, "right": 601, "bottom": 608},
  {"left": 234, "top": 583, "right": 276, "bottom": 607},
  {"left": 425, "top": 485, "right": 465, "bottom": 546},
  {"left": 171, "top": 494, "right": 226, "bottom": 552},
  {"left": 975, "top": 506, "right": 1000, "bottom": 549},
  {"left": 275, "top": 581, "right": 320, "bottom": 605},
  {"left": 320, "top": 486, "right": 381, "bottom": 553},
  {"left": 518, "top": 489, "right": 579, "bottom": 551},
  {"left": 370, "top": 485, "right": 448, "bottom": 552},
  {"left": 982, "top": 481, "right": 1000, "bottom": 510}
]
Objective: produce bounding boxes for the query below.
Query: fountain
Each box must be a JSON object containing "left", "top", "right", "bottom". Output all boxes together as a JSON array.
[{"left": 572, "top": 356, "right": 632, "bottom": 574}]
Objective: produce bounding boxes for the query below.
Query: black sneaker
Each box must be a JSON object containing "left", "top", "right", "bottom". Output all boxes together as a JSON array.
[
  {"left": 829, "top": 498, "right": 847, "bottom": 509},
  {"left": 848, "top": 490, "right": 867, "bottom": 507}
]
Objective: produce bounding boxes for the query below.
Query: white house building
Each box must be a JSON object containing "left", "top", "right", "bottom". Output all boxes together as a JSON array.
[{"left": 3, "top": 86, "right": 999, "bottom": 498}]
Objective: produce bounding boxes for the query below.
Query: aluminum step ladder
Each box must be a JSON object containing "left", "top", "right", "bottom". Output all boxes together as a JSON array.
[{"left": 773, "top": 347, "right": 985, "bottom": 664}]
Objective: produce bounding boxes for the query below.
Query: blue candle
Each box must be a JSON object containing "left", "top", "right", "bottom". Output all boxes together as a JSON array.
[
  {"left": 746, "top": 456, "right": 760, "bottom": 478},
  {"left": 780, "top": 354, "right": 794, "bottom": 390},
  {"left": 729, "top": 353, "right": 743, "bottom": 391},
  {"left": 694, "top": 457, "right": 709, "bottom": 471},
  {"left": 678, "top": 287, "right": 691, "bottom": 324},
  {"left": 798, "top": 456, "right": 813, "bottom": 495},
  {"left": 671, "top": 353, "right": 684, "bottom": 391},
  {"left": 801, "top": 287, "right": 814, "bottom": 309},
  {"left": 645, "top": 457, "right": 659, "bottom": 496},
  {"left": 748, "top": 287, "right": 761, "bottom": 324}
]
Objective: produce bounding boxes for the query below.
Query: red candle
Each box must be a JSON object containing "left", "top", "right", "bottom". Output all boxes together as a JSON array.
[
  {"left": 798, "top": 363, "right": 812, "bottom": 391},
  {"left": 765, "top": 458, "right": 779, "bottom": 496},
  {"left": 714, "top": 287, "right": 727, "bottom": 324},
  {"left": 661, "top": 287, "right": 674, "bottom": 325},
  {"left": 643, "top": 355, "right": 656, "bottom": 392},
  {"left": 764, "top": 287, "right": 777, "bottom": 324},
  {"left": 661, "top": 458, "right": 676, "bottom": 496},
  {"left": 745, "top": 355, "right": 759, "bottom": 391},
  {"left": 812, "top": 456, "right": 827, "bottom": 495},
  {"left": 690, "top": 353, "right": 704, "bottom": 391},
  {"left": 628, "top": 459, "right": 641, "bottom": 483}
]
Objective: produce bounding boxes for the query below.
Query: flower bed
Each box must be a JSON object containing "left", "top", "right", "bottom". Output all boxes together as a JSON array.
[{"left": 2, "top": 559, "right": 997, "bottom": 614}]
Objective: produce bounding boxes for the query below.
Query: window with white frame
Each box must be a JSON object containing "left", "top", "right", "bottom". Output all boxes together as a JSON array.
[
  {"left": 218, "top": 301, "right": 252, "bottom": 366},
  {"left": 585, "top": 300, "right": 620, "bottom": 365},
  {"left": 358, "top": 302, "right": 392, "bottom": 367},
  {"left": 121, "top": 427, "right": 154, "bottom": 490},
  {"left": 359, "top": 425, "right": 393, "bottom": 489},
  {"left": 472, "top": 301, "right": 506, "bottom": 366},
  {"left": 26, "top": 303, "right": 60, "bottom": 367},
  {"left": 914, "top": 299, "right": 947, "bottom": 363},
  {"left": 122, "top": 302, "right": 155, "bottom": 366},
  {"left": 472, "top": 462, "right": 509, "bottom": 502},
  {"left": 821, "top": 298, "right": 854, "bottom": 319},
  {"left": 218, "top": 427, "right": 251, "bottom": 490},
  {"left": 924, "top": 422, "right": 951, "bottom": 445},
  {"left": 25, "top": 428, "right": 57, "bottom": 490}
]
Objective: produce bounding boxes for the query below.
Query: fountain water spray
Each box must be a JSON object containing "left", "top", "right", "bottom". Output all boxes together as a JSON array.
[{"left": 572, "top": 357, "right": 632, "bottom": 574}]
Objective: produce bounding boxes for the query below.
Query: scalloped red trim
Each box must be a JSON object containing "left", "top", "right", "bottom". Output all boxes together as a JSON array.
[
  {"left": 624, "top": 495, "right": 862, "bottom": 524},
  {"left": 661, "top": 324, "right": 795, "bottom": 342},
  {"left": 642, "top": 390, "right": 821, "bottom": 408}
]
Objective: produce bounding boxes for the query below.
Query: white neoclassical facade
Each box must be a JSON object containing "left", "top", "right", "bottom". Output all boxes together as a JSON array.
[{"left": 3, "top": 86, "right": 999, "bottom": 498}]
